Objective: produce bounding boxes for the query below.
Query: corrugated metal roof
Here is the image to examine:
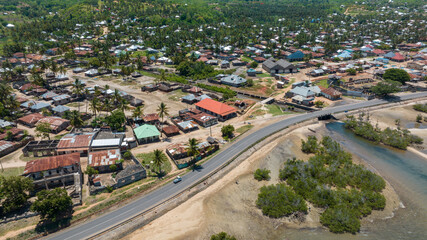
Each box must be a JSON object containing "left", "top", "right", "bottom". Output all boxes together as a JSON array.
[
  {"left": 23, "top": 153, "right": 80, "bottom": 175},
  {"left": 88, "top": 149, "right": 120, "bottom": 167},
  {"left": 91, "top": 138, "right": 121, "bottom": 147}
]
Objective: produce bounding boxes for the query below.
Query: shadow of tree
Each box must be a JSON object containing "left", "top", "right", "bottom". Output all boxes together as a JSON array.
[{"left": 35, "top": 210, "right": 73, "bottom": 235}]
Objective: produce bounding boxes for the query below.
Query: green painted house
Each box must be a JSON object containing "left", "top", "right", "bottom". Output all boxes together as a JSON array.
[{"left": 134, "top": 124, "right": 160, "bottom": 144}]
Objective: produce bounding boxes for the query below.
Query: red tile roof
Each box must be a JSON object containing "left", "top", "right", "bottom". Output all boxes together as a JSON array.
[
  {"left": 195, "top": 99, "right": 237, "bottom": 117},
  {"left": 322, "top": 87, "right": 342, "bottom": 97},
  {"left": 23, "top": 153, "right": 80, "bottom": 175},
  {"left": 392, "top": 53, "right": 405, "bottom": 61}
]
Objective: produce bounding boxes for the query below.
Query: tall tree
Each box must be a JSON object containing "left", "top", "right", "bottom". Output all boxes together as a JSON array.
[
  {"left": 157, "top": 102, "right": 169, "bottom": 137},
  {"left": 152, "top": 149, "right": 166, "bottom": 174}
]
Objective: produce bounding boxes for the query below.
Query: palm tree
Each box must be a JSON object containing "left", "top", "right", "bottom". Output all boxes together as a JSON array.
[
  {"left": 103, "top": 98, "right": 112, "bottom": 116},
  {"left": 119, "top": 98, "right": 129, "bottom": 115},
  {"left": 132, "top": 105, "right": 143, "bottom": 119},
  {"left": 152, "top": 149, "right": 166, "bottom": 175},
  {"left": 72, "top": 79, "right": 84, "bottom": 111},
  {"left": 84, "top": 88, "right": 90, "bottom": 113},
  {"left": 69, "top": 110, "right": 84, "bottom": 128},
  {"left": 157, "top": 102, "right": 169, "bottom": 137},
  {"left": 90, "top": 97, "right": 100, "bottom": 118},
  {"left": 188, "top": 138, "right": 199, "bottom": 165}
]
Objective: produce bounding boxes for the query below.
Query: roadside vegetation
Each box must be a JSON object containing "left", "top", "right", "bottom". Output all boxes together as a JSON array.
[
  {"left": 413, "top": 103, "right": 427, "bottom": 113},
  {"left": 253, "top": 168, "right": 270, "bottom": 181}
]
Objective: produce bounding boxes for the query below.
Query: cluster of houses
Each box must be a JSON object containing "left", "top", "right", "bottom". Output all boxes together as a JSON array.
[
  {"left": 132, "top": 98, "right": 238, "bottom": 145},
  {"left": 21, "top": 129, "right": 145, "bottom": 197},
  {"left": 286, "top": 81, "right": 342, "bottom": 106}
]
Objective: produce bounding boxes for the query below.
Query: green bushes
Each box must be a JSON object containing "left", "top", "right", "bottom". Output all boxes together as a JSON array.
[
  {"left": 254, "top": 168, "right": 271, "bottom": 181},
  {"left": 320, "top": 205, "right": 360, "bottom": 234},
  {"left": 301, "top": 135, "right": 318, "bottom": 153},
  {"left": 196, "top": 83, "right": 237, "bottom": 100},
  {"left": 276, "top": 136, "right": 387, "bottom": 233},
  {"left": 210, "top": 232, "right": 237, "bottom": 240},
  {"left": 413, "top": 104, "right": 427, "bottom": 113},
  {"left": 256, "top": 184, "right": 307, "bottom": 218},
  {"left": 344, "top": 115, "right": 423, "bottom": 150}
]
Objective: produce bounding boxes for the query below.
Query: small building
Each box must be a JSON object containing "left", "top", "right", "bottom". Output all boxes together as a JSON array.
[
  {"left": 0, "top": 140, "right": 18, "bottom": 158},
  {"left": 88, "top": 149, "right": 122, "bottom": 173},
  {"left": 195, "top": 98, "right": 237, "bottom": 121},
  {"left": 85, "top": 69, "right": 99, "bottom": 77},
  {"left": 37, "top": 117, "right": 70, "bottom": 133},
  {"left": 41, "top": 91, "right": 59, "bottom": 101},
  {"left": 0, "top": 119, "right": 15, "bottom": 128},
  {"left": 52, "top": 105, "right": 70, "bottom": 117},
  {"left": 220, "top": 75, "right": 247, "bottom": 87},
  {"left": 182, "top": 94, "right": 197, "bottom": 104},
  {"left": 220, "top": 60, "right": 230, "bottom": 68},
  {"left": 52, "top": 94, "right": 71, "bottom": 106},
  {"left": 321, "top": 87, "right": 342, "bottom": 100},
  {"left": 191, "top": 113, "right": 218, "bottom": 127},
  {"left": 73, "top": 67, "right": 85, "bottom": 73},
  {"left": 90, "top": 131, "right": 125, "bottom": 151},
  {"left": 142, "top": 113, "right": 160, "bottom": 124},
  {"left": 30, "top": 102, "right": 51, "bottom": 112},
  {"left": 287, "top": 51, "right": 305, "bottom": 61},
  {"left": 287, "top": 86, "right": 315, "bottom": 98},
  {"left": 134, "top": 124, "right": 160, "bottom": 144},
  {"left": 262, "top": 58, "right": 297, "bottom": 74},
  {"left": 162, "top": 125, "right": 180, "bottom": 137},
  {"left": 57, "top": 132, "right": 96, "bottom": 155},
  {"left": 22, "top": 153, "right": 81, "bottom": 190},
  {"left": 176, "top": 120, "right": 199, "bottom": 132},
  {"left": 129, "top": 98, "right": 144, "bottom": 107},
  {"left": 17, "top": 113, "right": 45, "bottom": 127},
  {"left": 292, "top": 95, "right": 314, "bottom": 106}
]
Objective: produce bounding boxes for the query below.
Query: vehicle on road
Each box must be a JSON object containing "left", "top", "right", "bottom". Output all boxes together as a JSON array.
[{"left": 173, "top": 176, "right": 182, "bottom": 184}]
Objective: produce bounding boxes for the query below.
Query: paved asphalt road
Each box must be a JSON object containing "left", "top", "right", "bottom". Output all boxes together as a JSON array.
[{"left": 47, "top": 92, "right": 427, "bottom": 240}]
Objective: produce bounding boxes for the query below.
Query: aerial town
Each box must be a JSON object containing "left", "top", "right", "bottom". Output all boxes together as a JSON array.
[{"left": 0, "top": 0, "right": 426, "bottom": 239}]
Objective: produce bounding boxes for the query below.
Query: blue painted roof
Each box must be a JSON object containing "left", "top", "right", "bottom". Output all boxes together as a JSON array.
[
  {"left": 384, "top": 52, "right": 395, "bottom": 58},
  {"left": 52, "top": 105, "right": 70, "bottom": 113},
  {"left": 182, "top": 94, "right": 196, "bottom": 101},
  {"left": 287, "top": 51, "right": 304, "bottom": 60},
  {"left": 31, "top": 102, "right": 50, "bottom": 110},
  {"left": 290, "top": 86, "right": 315, "bottom": 98}
]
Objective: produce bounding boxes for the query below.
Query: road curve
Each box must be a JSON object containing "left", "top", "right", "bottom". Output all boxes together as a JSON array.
[{"left": 46, "top": 92, "right": 427, "bottom": 240}]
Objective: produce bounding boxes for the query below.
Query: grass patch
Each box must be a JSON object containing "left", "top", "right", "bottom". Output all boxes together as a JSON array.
[
  {"left": 315, "top": 79, "right": 329, "bottom": 88},
  {"left": 66, "top": 102, "right": 81, "bottom": 108},
  {"left": 257, "top": 73, "right": 271, "bottom": 78},
  {"left": 139, "top": 70, "right": 159, "bottom": 78},
  {"left": 236, "top": 124, "right": 254, "bottom": 134},
  {"left": 266, "top": 104, "right": 284, "bottom": 116},
  {"left": 136, "top": 152, "right": 172, "bottom": 175},
  {"left": 19, "top": 154, "right": 41, "bottom": 162},
  {"left": 167, "top": 89, "right": 187, "bottom": 101},
  {"left": 0, "top": 216, "right": 39, "bottom": 238},
  {"left": 0, "top": 166, "right": 25, "bottom": 177},
  {"left": 54, "top": 133, "right": 67, "bottom": 140},
  {"left": 241, "top": 56, "right": 252, "bottom": 63}
]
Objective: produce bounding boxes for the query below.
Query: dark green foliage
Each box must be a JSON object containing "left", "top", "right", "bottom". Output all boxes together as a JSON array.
[
  {"left": 413, "top": 104, "right": 427, "bottom": 113},
  {"left": 344, "top": 115, "right": 423, "bottom": 149},
  {"left": 0, "top": 176, "right": 33, "bottom": 215},
  {"left": 320, "top": 205, "right": 361, "bottom": 234},
  {"left": 210, "top": 232, "right": 237, "bottom": 240},
  {"left": 31, "top": 188, "right": 73, "bottom": 222},
  {"left": 123, "top": 151, "right": 132, "bottom": 160},
  {"left": 196, "top": 84, "right": 236, "bottom": 100},
  {"left": 177, "top": 61, "right": 216, "bottom": 79},
  {"left": 221, "top": 124, "right": 235, "bottom": 139},
  {"left": 383, "top": 69, "right": 411, "bottom": 84},
  {"left": 370, "top": 81, "right": 401, "bottom": 97},
  {"left": 256, "top": 184, "right": 307, "bottom": 218},
  {"left": 104, "top": 110, "right": 126, "bottom": 131},
  {"left": 301, "top": 135, "right": 318, "bottom": 153},
  {"left": 254, "top": 168, "right": 271, "bottom": 181},
  {"left": 278, "top": 136, "right": 387, "bottom": 233}
]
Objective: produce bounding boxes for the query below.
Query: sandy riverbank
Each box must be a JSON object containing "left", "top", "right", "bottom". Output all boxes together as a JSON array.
[{"left": 124, "top": 122, "right": 402, "bottom": 240}]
